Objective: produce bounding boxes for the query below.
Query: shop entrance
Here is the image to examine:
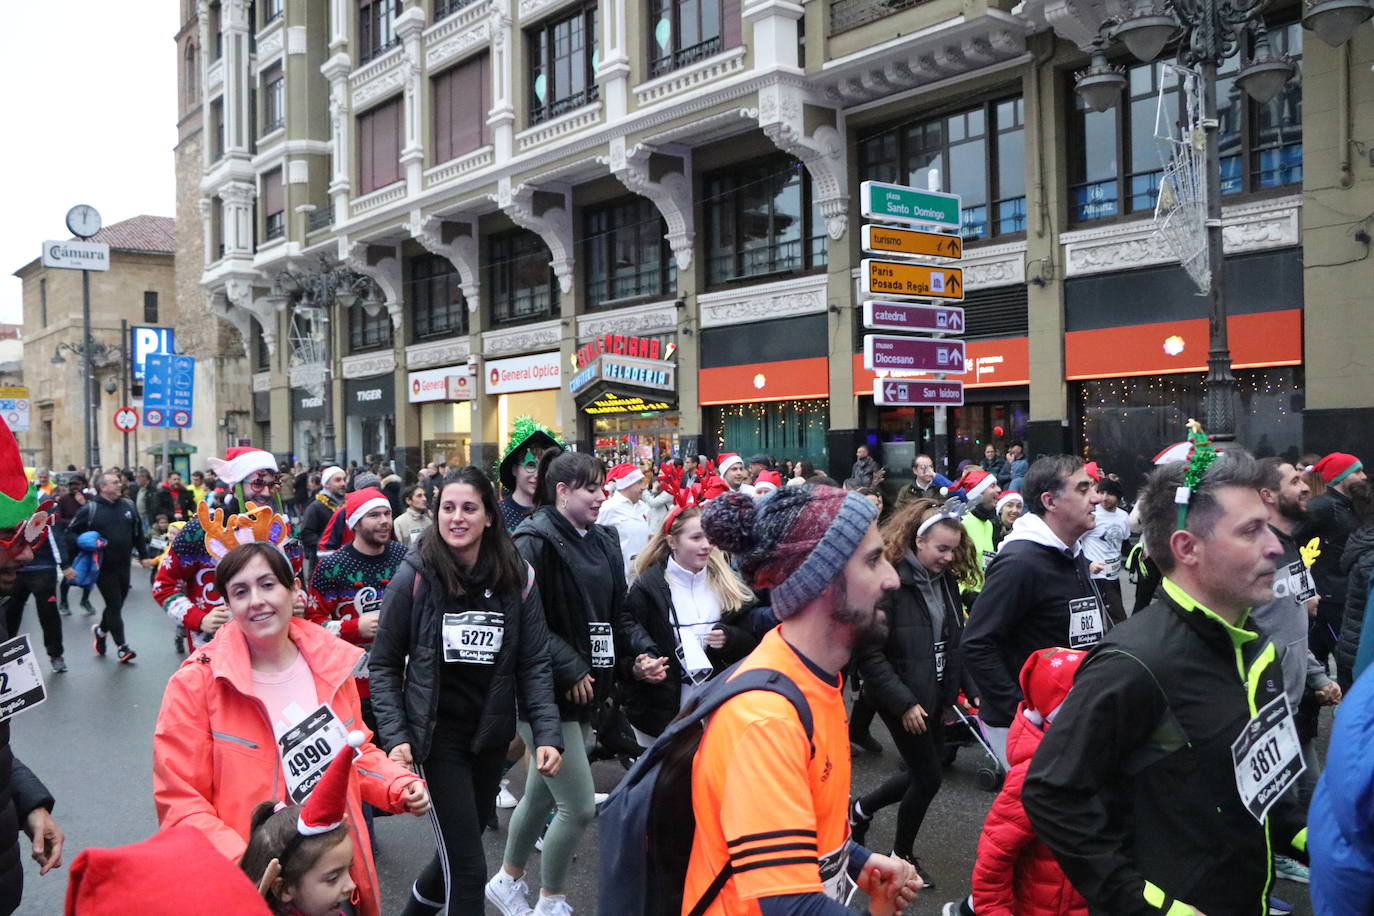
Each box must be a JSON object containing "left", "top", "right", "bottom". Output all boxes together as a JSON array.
[{"left": 592, "top": 413, "right": 680, "bottom": 465}]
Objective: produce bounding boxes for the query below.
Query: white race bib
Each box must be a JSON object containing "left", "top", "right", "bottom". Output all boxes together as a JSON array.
[
  {"left": 279, "top": 704, "right": 350, "bottom": 804},
  {"left": 1271, "top": 561, "right": 1317, "bottom": 603},
  {"left": 0, "top": 635, "right": 46, "bottom": 722},
  {"left": 1102, "top": 557, "right": 1122, "bottom": 578},
  {"left": 589, "top": 621, "right": 615, "bottom": 669},
  {"left": 1067, "top": 597, "right": 1104, "bottom": 649},
  {"left": 818, "top": 841, "right": 854, "bottom": 902},
  {"left": 1231, "top": 694, "right": 1306, "bottom": 823},
  {"left": 981, "top": 550, "right": 996, "bottom": 569},
  {"left": 443, "top": 611, "right": 505, "bottom": 665},
  {"left": 933, "top": 639, "right": 947, "bottom": 683}
]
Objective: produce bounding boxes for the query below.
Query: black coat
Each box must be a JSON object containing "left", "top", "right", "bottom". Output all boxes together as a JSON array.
[
  {"left": 148, "top": 485, "right": 195, "bottom": 523},
  {"left": 67, "top": 496, "right": 152, "bottom": 564},
  {"left": 298, "top": 494, "right": 341, "bottom": 557},
  {"left": 0, "top": 601, "right": 55, "bottom": 913},
  {"left": 857, "top": 559, "right": 974, "bottom": 719},
  {"left": 370, "top": 552, "right": 563, "bottom": 762},
  {"left": 616, "top": 561, "right": 757, "bottom": 737},
  {"left": 514, "top": 507, "right": 627, "bottom": 721},
  {"left": 1337, "top": 524, "right": 1374, "bottom": 687},
  {"left": 1303, "top": 487, "right": 1359, "bottom": 608}
]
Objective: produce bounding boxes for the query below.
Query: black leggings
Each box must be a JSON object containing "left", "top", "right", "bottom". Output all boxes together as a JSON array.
[
  {"left": 59, "top": 578, "right": 91, "bottom": 608},
  {"left": 96, "top": 563, "right": 132, "bottom": 648},
  {"left": 6, "top": 569, "right": 63, "bottom": 659},
  {"left": 403, "top": 740, "right": 506, "bottom": 914},
  {"left": 858, "top": 712, "right": 945, "bottom": 859}
]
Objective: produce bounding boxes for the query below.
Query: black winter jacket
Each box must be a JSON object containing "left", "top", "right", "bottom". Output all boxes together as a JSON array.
[
  {"left": 1023, "top": 582, "right": 1306, "bottom": 916},
  {"left": 1303, "top": 487, "right": 1358, "bottom": 608},
  {"left": 1337, "top": 525, "right": 1374, "bottom": 687},
  {"left": 616, "top": 560, "right": 757, "bottom": 737},
  {"left": 298, "top": 494, "right": 342, "bottom": 557},
  {"left": 66, "top": 496, "right": 152, "bottom": 565},
  {"left": 369, "top": 552, "right": 563, "bottom": 763},
  {"left": 0, "top": 602, "right": 55, "bottom": 913},
  {"left": 514, "top": 507, "right": 627, "bottom": 721},
  {"left": 857, "top": 558, "right": 976, "bottom": 719}
]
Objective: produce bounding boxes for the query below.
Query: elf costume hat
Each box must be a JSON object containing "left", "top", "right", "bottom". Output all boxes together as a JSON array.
[
  {"left": 1313, "top": 452, "right": 1363, "bottom": 486},
  {"left": 605, "top": 463, "right": 645, "bottom": 493},
  {"left": 956, "top": 466, "right": 997, "bottom": 503},
  {"left": 0, "top": 420, "right": 39, "bottom": 528},
  {"left": 496, "top": 417, "right": 564, "bottom": 492},
  {"left": 207, "top": 447, "right": 277, "bottom": 485},
  {"left": 298, "top": 731, "right": 364, "bottom": 836}
]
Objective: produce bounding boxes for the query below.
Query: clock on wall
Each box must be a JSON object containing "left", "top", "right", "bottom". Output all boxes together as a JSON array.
[{"left": 65, "top": 204, "right": 102, "bottom": 239}]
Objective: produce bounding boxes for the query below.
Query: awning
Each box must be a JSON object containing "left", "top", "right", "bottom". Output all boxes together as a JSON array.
[{"left": 145, "top": 442, "right": 198, "bottom": 456}]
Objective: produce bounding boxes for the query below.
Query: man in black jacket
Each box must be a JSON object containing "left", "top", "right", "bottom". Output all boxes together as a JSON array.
[
  {"left": 960, "top": 455, "right": 1104, "bottom": 766},
  {"left": 65, "top": 472, "right": 157, "bottom": 664},
  {"left": 1023, "top": 452, "right": 1306, "bottom": 915},
  {"left": 1302, "top": 452, "right": 1366, "bottom": 672},
  {"left": 298, "top": 465, "right": 346, "bottom": 576}
]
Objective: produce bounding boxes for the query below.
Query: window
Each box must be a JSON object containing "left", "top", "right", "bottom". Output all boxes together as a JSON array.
[
  {"left": 144, "top": 292, "right": 160, "bottom": 324},
  {"left": 357, "top": 97, "right": 402, "bottom": 194},
  {"left": 435, "top": 0, "right": 479, "bottom": 19},
  {"left": 39, "top": 279, "right": 46, "bottom": 327},
  {"left": 489, "top": 230, "right": 559, "bottom": 325},
  {"left": 263, "top": 168, "right": 285, "bottom": 240},
  {"left": 350, "top": 304, "right": 393, "bottom": 351},
  {"left": 409, "top": 254, "right": 468, "bottom": 340},
  {"left": 211, "top": 198, "right": 225, "bottom": 259},
  {"left": 262, "top": 63, "right": 284, "bottom": 134},
  {"left": 184, "top": 42, "right": 198, "bottom": 110},
  {"left": 648, "top": 0, "right": 722, "bottom": 77},
  {"left": 211, "top": 97, "right": 225, "bottom": 160},
  {"left": 829, "top": 0, "right": 924, "bottom": 34},
  {"left": 528, "top": 4, "right": 599, "bottom": 125},
  {"left": 359, "top": 0, "right": 401, "bottom": 63},
  {"left": 253, "top": 319, "right": 271, "bottom": 370},
  {"left": 703, "top": 155, "right": 827, "bottom": 286},
  {"left": 262, "top": 0, "right": 282, "bottom": 25},
  {"left": 858, "top": 97, "right": 1026, "bottom": 241},
  {"left": 432, "top": 54, "right": 490, "bottom": 164},
  {"left": 583, "top": 197, "right": 676, "bottom": 307},
  {"left": 1068, "top": 25, "right": 1302, "bottom": 222},
  {"left": 210, "top": 1, "right": 223, "bottom": 60}
]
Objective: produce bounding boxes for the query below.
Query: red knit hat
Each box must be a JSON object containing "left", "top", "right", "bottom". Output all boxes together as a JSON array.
[
  {"left": 1313, "top": 452, "right": 1364, "bottom": 486},
  {"left": 1018, "top": 647, "right": 1085, "bottom": 725},
  {"left": 299, "top": 730, "right": 364, "bottom": 836},
  {"left": 956, "top": 466, "right": 997, "bottom": 502},
  {"left": 605, "top": 463, "right": 645, "bottom": 492},
  {"left": 64, "top": 824, "right": 271, "bottom": 915}
]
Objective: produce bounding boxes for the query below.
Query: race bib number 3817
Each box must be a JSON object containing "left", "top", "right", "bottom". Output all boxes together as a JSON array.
[{"left": 1231, "top": 694, "right": 1305, "bottom": 823}]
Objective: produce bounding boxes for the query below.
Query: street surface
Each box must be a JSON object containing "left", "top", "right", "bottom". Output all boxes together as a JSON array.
[{"left": 8, "top": 568, "right": 1317, "bottom": 914}]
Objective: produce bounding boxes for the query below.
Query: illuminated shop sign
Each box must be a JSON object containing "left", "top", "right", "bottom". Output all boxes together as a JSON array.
[{"left": 583, "top": 391, "right": 674, "bottom": 416}]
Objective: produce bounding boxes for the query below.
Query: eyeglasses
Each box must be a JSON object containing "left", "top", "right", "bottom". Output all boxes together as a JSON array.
[
  {"left": 247, "top": 473, "right": 283, "bottom": 490},
  {"left": 0, "top": 502, "right": 54, "bottom": 561}
]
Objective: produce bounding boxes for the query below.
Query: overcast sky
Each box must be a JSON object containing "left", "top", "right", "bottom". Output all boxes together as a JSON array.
[{"left": 0, "top": 2, "right": 178, "bottom": 325}]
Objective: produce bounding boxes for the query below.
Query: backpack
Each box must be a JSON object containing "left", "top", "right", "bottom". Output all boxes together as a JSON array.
[{"left": 597, "top": 663, "right": 814, "bottom": 916}]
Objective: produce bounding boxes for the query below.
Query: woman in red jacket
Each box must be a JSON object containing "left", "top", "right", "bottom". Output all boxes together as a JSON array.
[{"left": 153, "top": 540, "right": 430, "bottom": 916}]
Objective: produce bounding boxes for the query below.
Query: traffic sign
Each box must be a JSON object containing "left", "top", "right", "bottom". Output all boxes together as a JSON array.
[
  {"left": 0, "top": 387, "right": 30, "bottom": 433},
  {"left": 144, "top": 354, "right": 195, "bottom": 428},
  {"left": 860, "top": 259, "right": 964, "bottom": 300},
  {"left": 860, "top": 181, "right": 961, "bottom": 231},
  {"left": 144, "top": 408, "right": 165, "bottom": 426},
  {"left": 863, "top": 301, "right": 965, "bottom": 334},
  {"left": 861, "top": 225, "right": 962, "bottom": 261},
  {"left": 863, "top": 335, "right": 966, "bottom": 374},
  {"left": 873, "top": 378, "right": 965, "bottom": 407},
  {"left": 113, "top": 407, "right": 139, "bottom": 433},
  {"left": 172, "top": 410, "right": 191, "bottom": 428}
]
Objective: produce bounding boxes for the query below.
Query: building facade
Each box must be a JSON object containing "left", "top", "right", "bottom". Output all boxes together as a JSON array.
[{"left": 185, "top": 0, "right": 1374, "bottom": 480}]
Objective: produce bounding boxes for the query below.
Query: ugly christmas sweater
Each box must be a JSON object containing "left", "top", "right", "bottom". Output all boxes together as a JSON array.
[{"left": 307, "top": 540, "right": 408, "bottom": 698}]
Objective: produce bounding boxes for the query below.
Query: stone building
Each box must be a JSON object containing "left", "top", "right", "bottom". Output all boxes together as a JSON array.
[{"left": 183, "top": 0, "right": 1374, "bottom": 480}]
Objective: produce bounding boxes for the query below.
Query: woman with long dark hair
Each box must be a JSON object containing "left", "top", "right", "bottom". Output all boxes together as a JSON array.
[
  {"left": 616, "top": 506, "right": 758, "bottom": 745},
  {"left": 370, "top": 467, "right": 563, "bottom": 915},
  {"left": 485, "top": 449, "right": 626, "bottom": 916}
]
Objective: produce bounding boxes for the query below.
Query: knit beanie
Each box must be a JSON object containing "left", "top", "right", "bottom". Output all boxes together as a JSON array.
[
  {"left": 351, "top": 471, "right": 382, "bottom": 492},
  {"left": 1313, "top": 452, "right": 1363, "bottom": 486},
  {"left": 701, "top": 485, "right": 877, "bottom": 619}
]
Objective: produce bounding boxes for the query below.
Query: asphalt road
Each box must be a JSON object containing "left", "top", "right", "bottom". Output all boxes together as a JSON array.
[{"left": 7, "top": 569, "right": 1317, "bottom": 914}]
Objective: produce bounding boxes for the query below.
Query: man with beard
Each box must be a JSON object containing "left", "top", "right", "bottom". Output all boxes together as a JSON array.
[
  {"left": 687, "top": 486, "right": 923, "bottom": 916},
  {"left": 1023, "top": 449, "right": 1307, "bottom": 916},
  {"left": 299, "top": 465, "right": 347, "bottom": 573}
]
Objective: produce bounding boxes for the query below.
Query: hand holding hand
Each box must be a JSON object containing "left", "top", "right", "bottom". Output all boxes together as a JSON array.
[
  {"left": 401, "top": 779, "right": 431, "bottom": 816},
  {"left": 1319, "top": 682, "right": 1343, "bottom": 705},
  {"left": 389, "top": 743, "right": 414, "bottom": 770},
  {"left": 61, "top": 569, "right": 76, "bottom": 581},
  {"left": 633, "top": 654, "right": 669, "bottom": 683}
]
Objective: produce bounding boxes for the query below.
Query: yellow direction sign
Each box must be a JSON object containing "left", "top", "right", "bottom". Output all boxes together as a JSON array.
[
  {"left": 859, "top": 259, "right": 965, "bottom": 301},
  {"left": 861, "top": 225, "right": 962, "bottom": 261}
]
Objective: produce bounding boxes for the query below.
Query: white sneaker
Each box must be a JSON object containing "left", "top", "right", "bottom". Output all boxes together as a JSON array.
[
  {"left": 485, "top": 870, "right": 534, "bottom": 916},
  {"left": 497, "top": 778, "right": 519, "bottom": 809},
  {"left": 534, "top": 835, "right": 544, "bottom": 853},
  {"left": 593, "top": 792, "right": 609, "bottom": 806},
  {"left": 533, "top": 894, "right": 574, "bottom": 916}
]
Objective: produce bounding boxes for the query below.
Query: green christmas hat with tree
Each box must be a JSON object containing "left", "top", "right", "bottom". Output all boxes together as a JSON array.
[
  {"left": 0, "top": 420, "right": 37, "bottom": 528},
  {"left": 495, "top": 417, "right": 565, "bottom": 491}
]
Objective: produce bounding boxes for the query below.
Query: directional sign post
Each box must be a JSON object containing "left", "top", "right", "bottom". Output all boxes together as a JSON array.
[
  {"left": 874, "top": 379, "right": 965, "bottom": 407},
  {"left": 863, "top": 301, "right": 965, "bottom": 334},
  {"left": 860, "top": 225, "right": 962, "bottom": 261},
  {"left": 863, "top": 335, "right": 966, "bottom": 374},
  {"left": 861, "top": 259, "right": 964, "bottom": 300}
]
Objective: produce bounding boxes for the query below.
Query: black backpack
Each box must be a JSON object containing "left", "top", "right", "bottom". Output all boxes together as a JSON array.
[{"left": 596, "top": 663, "right": 814, "bottom": 916}]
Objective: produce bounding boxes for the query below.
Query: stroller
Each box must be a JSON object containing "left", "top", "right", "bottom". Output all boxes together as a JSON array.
[{"left": 941, "top": 693, "right": 1006, "bottom": 792}]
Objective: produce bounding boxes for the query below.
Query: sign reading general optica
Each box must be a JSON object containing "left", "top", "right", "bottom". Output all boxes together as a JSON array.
[
  {"left": 486, "top": 351, "right": 561, "bottom": 395},
  {"left": 41, "top": 240, "right": 110, "bottom": 272},
  {"left": 859, "top": 181, "right": 961, "bottom": 231},
  {"left": 409, "top": 366, "right": 474, "bottom": 402}
]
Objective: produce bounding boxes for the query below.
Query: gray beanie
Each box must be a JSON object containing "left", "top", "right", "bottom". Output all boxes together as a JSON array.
[
  {"left": 701, "top": 485, "right": 878, "bottom": 619},
  {"left": 351, "top": 471, "right": 382, "bottom": 492}
]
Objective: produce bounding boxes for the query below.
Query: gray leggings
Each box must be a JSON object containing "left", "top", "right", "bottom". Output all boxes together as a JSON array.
[{"left": 503, "top": 720, "right": 595, "bottom": 894}]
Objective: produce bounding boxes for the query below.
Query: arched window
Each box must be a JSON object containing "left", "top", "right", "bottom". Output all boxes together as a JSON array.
[{"left": 184, "top": 41, "right": 198, "bottom": 109}]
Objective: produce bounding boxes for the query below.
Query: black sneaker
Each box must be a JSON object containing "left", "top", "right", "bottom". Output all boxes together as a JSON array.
[
  {"left": 118, "top": 645, "right": 137, "bottom": 664},
  {"left": 92, "top": 625, "right": 106, "bottom": 656},
  {"left": 848, "top": 798, "right": 873, "bottom": 846},
  {"left": 850, "top": 732, "right": 883, "bottom": 755},
  {"left": 50, "top": 657, "right": 67, "bottom": 674},
  {"left": 81, "top": 599, "right": 96, "bottom": 615},
  {"left": 57, "top": 602, "right": 71, "bottom": 616}
]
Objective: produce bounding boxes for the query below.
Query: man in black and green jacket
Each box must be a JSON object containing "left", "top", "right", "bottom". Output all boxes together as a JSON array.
[{"left": 1023, "top": 451, "right": 1308, "bottom": 916}]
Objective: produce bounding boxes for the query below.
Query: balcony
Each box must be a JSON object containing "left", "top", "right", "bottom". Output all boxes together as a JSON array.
[
  {"left": 529, "top": 86, "right": 599, "bottom": 126},
  {"left": 435, "top": 0, "right": 482, "bottom": 20},
  {"left": 306, "top": 208, "right": 334, "bottom": 233},
  {"left": 829, "top": 0, "right": 927, "bottom": 35},
  {"left": 649, "top": 36, "right": 722, "bottom": 78}
]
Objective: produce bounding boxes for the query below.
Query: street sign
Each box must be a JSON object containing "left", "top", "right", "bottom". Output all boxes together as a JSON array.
[
  {"left": 860, "top": 259, "right": 965, "bottom": 300},
  {"left": 0, "top": 387, "right": 30, "bottom": 433},
  {"left": 863, "top": 334, "right": 966, "bottom": 374},
  {"left": 863, "top": 301, "right": 965, "bottom": 334},
  {"left": 113, "top": 407, "right": 139, "bottom": 433},
  {"left": 40, "top": 240, "right": 110, "bottom": 272},
  {"left": 143, "top": 354, "right": 195, "bottom": 428},
  {"left": 131, "top": 327, "right": 175, "bottom": 381},
  {"left": 859, "top": 181, "right": 961, "bottom": 231},
  {"left": 873, "top": 378, "right": 965, "bottom": 407},
  {"left": 861, "top": 225, "right": 963, "bottom": 261}
]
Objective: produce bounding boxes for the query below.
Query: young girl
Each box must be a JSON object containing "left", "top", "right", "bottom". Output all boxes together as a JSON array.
[{"left": 241, "top": 802, "right": 357, "bottom": 916}]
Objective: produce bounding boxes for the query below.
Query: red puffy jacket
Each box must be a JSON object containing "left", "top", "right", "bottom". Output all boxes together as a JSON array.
[{"left": 972, "top": 648, "right": 1089, "bottom": 916}]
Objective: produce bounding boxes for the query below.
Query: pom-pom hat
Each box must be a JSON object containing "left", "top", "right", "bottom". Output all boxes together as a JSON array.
[
  {"left": 996, "top": 491, "right": 1023, "bottom": 514},
  {"left": 299, "top": 730, "right": 365, "bottom": 835},
  {"left": 1018, "top": 647, "right": 1085, "bottom": 726},
  {"left": 605, "top": 463, "right": 645, "bottom": 492},
  {"left": 956, "top": 467, "right": 997, "bottom": 503},
  {"left": 207, "top": 447, "right": 277, "bottom": 485},
  {"left": 1314, "top": 452, "right": 1363, "bottom": 486}
]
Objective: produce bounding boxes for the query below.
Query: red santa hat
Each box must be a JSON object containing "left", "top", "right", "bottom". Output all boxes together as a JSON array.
[
  {"left": 1314, "top": 452, "right": 1364, "bottom": 486},
  {"left": 996, "top": 490, "right": 1023, "bottom": 513},
  {"left": 605, "top": 463, "right": 645, "bottom": 493},
  {"left": 956, "top": 466, "right": 997, "bottom": 503},
  {"left": 1018, "top": 647, "right": 1086, "bottom": 726},
  {"left": 753, "top": 470, "right": 782, "bottom": 495},
  {"left": 345, "top": 487, "right": 390, "bottom": 530},
  {"left": 716, "top": 453, "right": 744, "bottom": 476},
  {"left": 207, "top": 447, "right": 277, "bottom": 485},
  {"left": 298, "top": 730, "right": 364, "bottom": 836}
]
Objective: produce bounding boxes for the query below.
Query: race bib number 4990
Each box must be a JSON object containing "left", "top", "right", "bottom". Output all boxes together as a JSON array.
[{"left": 279, "top": 704, "right": 349, "bottom": 804}]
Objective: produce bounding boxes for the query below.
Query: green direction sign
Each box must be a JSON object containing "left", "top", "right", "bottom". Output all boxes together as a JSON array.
[{"left": 860, "top": 180, "right": 961, "bottom": 231}]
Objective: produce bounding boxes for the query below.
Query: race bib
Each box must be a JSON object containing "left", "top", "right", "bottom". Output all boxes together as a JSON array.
[
  {"left": 1231, "top": 694, "right": 1306, "bottom": 823},
  {"left": 0, "top": 635, "right": 46, "bottom": 722},
  {"left": 933, "top": 639, "right": 947, "bottom": 683},
  {"left": 1102, "top": 557, "right": 1122, "bottom": 578},
  {"left": 443, "top": 611, "right": 505, "bottom": 665},
  {"left": 818, "top": 841, "right": 855, "bottom": 903},
  {"left": 1271, "top": 561, "right": 1317, "bottom": 603},
  {"left": 149, "top": 536, "right": 168, "bottom": 552},
  {"left": 589, "top": 621, "right": 615, "bottom": 669},
  {"left": 981, "top": 550, "right": 996, "bottom": 569},
  {"left": 1067, "top": 597, "right": 1104, "bottom": 649},
  {"left": 279, "top": 704, "right": 350, "bottom": 804}
]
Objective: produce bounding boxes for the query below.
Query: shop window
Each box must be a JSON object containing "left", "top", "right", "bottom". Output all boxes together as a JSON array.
[
  {"left": 262, "top": 63, "right": 284, "bottom": 135},
  {"left": 359, "top": 0, "right": 402, "bottom": 64},
  {"left": 703, "top": 155, "right": 827, "bottom": 286},
  {"left": 528, "top": 3, "right": 599, "bottom": 125},
  {"left": 357, "top": 96, "right": 402, "bottom": 194},
  {"left": 349, "top": 304, "right": 393, "bottom": 352},
  {"left": 432, "top": 54, "right": 491, "bottom": 164},
  {"left": 1068, "top": 24, "right": 1302, "bottom": 222},
  {"left": 489, "top": 230, "right": 560, "bottom": 325},
  {"left": 705, "top": 399, "right": 830, "bottom": 470},
  {"left": 262, "top": 167, "right": 285, "bottom": 240},
  {"left": 648, "top": 0, "right": 724, "bottom": 77},
  {"left": 584, "top": 197, "right": 676, "bottom": 308},
  {"left": 409, "top": 254, "right": 468, "bottom": 340},
  {"left": 858, "top": 96, "right": 1026, "bottom": 241}
]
